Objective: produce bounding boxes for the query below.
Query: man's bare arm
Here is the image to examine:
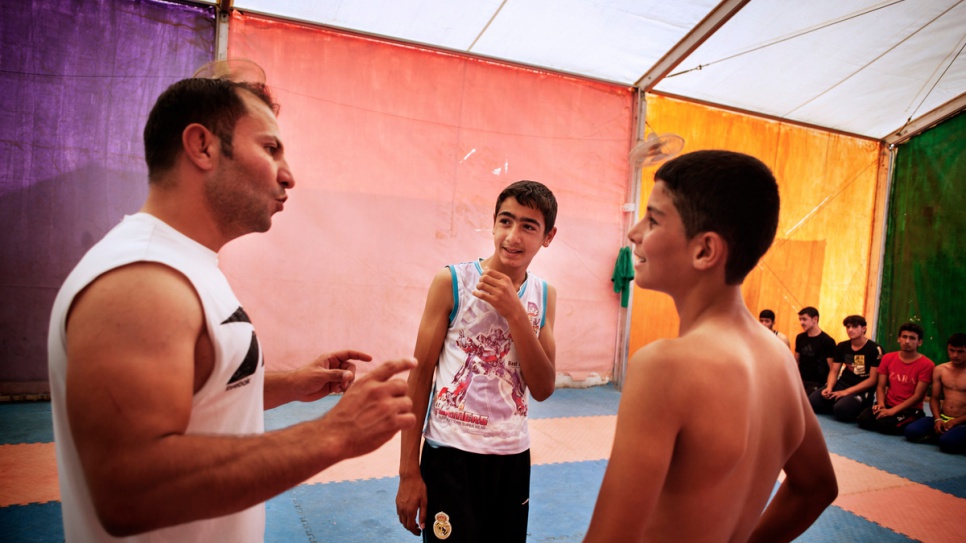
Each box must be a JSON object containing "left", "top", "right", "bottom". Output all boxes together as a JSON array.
[
  {"left": 263, "top": 350, "right": 370, "bottom": 410},
  {"left": 584, "top": 343, "right": 679, "bottom": 542},
  {"left": 747, "top": 398, "right": 837, "bottom": 543},
  {"left": 396, "top": 268, "right": 452, "bottom": 536},
  {"left": 929, "top": 366, "right": 944, "bottom": 430},
  {"left": 66, "top": 263, "right": 415, "bottom": 536}
]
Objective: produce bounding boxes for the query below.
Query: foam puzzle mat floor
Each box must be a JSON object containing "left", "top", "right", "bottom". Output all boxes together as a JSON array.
[{"left": 2, "top": 386, "right": 964, "bottom": 542}]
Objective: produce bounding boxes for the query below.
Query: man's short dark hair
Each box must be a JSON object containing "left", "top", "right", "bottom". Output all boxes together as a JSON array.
[
  {"left": 798, "top": 306, "right": 819, "bottom": 319},
  {"left": 654, "top": 150, "right": 779, "bottom": 285},
  {"left": 495, "top": 180, "right": 557, "bottom": 233},
  {"left": 143, "top": 78, "right": 279, "bottom": 183},
  {"left": 843, "top": 315, "right": 867, "bottom": 327},
  {"left": 898, "top": 322, "right": 925, "bottom": 341},
  {"left": 759, "top": 309, "right": 776, "bottom": 321},
  {"left": 947, "top": 333, "right": 966, "bottom": 347}
]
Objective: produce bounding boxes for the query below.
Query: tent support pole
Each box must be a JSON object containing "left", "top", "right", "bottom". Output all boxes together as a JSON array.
[
  {"left": 214, "top": 1, "right": 232, "bottom": 61},
  {"left": 613, "top": 91, "right": 647, "bottom": 391}
]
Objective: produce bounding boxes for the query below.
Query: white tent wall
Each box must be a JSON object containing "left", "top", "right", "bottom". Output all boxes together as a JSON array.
[{"left": 2, "top": 0, "right": 964, "bottom": 395}]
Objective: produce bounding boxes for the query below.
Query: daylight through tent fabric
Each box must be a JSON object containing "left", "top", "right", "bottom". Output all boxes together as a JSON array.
[{"left": 222, "top": 12, "right": 634, "bottom": 380}]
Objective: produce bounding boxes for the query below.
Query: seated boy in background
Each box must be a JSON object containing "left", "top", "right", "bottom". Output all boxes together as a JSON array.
[
  {"left": 759, "top": 309, "right": 790, "bottom": 349},
  {"left": 857, "top": 322, "right": 934, "bottom": 435},
  {"left": 905, "top": 333, "right": 966, "bottom": 454},
  {"left": 584, "top": 150, "right": 837, "bottom": 543},
  {"left": 809, "top": 315, "right": 883, "bottom": 422}
]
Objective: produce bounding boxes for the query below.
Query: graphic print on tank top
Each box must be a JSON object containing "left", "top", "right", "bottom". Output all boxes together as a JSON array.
[
  {"left": 432, "top": 300, "right": 541, "bottom": 428},
  {"left": 222, "top": 306, "right": 262, "bottom": 387}
]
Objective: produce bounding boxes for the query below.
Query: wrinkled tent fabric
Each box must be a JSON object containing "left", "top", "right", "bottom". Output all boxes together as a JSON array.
[
  {"left": 1, "top": 1, "right": 962, "bottom": 394},
  {"left": 877, "top": 112, "right": 966, "bottom": 364},
  {"left": 0, "top": 0, "right": 215, "bottom": 390},
  {"left": 629, "top": 94, "right": 882, "bottom": 354},
  {"left": 222, "top": 12, "right": 633, "bottom": 379}
]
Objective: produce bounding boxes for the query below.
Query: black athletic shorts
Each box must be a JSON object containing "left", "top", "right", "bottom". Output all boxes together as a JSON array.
[{"left": 420, "top": 444, "right": 530, "bottom": 543}]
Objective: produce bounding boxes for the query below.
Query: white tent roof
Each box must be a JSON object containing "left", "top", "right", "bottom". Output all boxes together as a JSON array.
[{"left": 231, "top": 0, "right": 966, "bottom": 142}]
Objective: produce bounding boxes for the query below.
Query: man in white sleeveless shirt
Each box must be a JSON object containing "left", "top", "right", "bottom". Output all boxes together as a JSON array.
[{"left": 48, "top": 76, "right": 416, "bottom": 542}]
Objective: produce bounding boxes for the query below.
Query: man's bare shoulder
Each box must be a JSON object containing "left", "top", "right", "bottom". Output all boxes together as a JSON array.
[{"left": 67, "top": 261, "right": 204, "bottom": 345}]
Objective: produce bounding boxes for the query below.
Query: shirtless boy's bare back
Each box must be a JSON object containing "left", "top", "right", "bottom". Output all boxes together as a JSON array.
[{"left": 584, "top": 151, "right": 836, "bottom": 543}]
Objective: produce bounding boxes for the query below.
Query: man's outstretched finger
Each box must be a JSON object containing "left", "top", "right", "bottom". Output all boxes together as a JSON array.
[{"left": 361, "top": 357, "right": 417, "bottom": 383}]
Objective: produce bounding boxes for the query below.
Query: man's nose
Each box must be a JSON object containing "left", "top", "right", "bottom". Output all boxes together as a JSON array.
[{"left": 278, "top": 161, "right": 295, "bottom": 189}]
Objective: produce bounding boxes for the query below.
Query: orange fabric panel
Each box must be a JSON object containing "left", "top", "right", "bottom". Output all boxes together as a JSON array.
[
  {"left": 630, "top": 95, "right": 881, "bottom": 354},
  {"left": 223, "top": 13, "right": 634, "bottom": 379}
]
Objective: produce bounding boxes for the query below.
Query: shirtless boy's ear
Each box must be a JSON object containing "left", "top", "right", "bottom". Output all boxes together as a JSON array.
[{"left": 691, "top": 231, "right": 727, "bottom": 273}]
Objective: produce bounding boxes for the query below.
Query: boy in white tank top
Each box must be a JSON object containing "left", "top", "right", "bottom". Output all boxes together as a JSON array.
[{"left": 396, "top": 181, "right": 558, "bottom": 542}]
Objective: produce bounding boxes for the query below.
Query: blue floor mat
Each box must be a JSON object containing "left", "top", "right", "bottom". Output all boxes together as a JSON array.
[
  {"left": 0, "top": 502, "right": 64, "bottom": 543},
  {"left": 0, "top": 403, "right": 54, "bottom": 445}
]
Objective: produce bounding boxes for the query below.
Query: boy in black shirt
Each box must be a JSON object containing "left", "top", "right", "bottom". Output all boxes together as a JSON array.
[
  {"left": 809, "top": 315, "right": 883, "bottom": 422},
  {"left": 795, "top": 306, "right": 836, "bottom": 394}
]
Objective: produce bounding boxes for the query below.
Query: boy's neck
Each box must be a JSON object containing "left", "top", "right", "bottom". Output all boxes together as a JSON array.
[
  {"left": 673, "top": 281, "right": 745, "bottom": 336},
  {"left": 850, "top": 336, "right": 868, "bottom": 349},
  {"left": 480, "top": 255, "right": 528, "bottom": 289},
  {"left": 898, "top": 350, "right": 920, "bottom": 362},
  {"left": 808, "top": 326, "right": 823, "bottom": 338}
]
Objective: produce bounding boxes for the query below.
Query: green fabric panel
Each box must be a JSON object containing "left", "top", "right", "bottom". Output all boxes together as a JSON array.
[{"left": 877, "top": 111, "right": 966, "bottom": 364}]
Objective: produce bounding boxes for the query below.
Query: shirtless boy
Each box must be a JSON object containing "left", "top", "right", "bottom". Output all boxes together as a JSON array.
[
  {"left": 905, "top": 333, "right": 966, "bottom": 454},
  {"left": 759, "top": 309, "right": 790, "bottom": 348},
  {"left": 584, "top": 150, "right": 837, "bottom": 543}
]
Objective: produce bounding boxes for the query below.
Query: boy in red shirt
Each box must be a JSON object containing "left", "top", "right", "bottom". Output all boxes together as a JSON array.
[{"left": 857, "top": 322, "right": 934, "bottom": 434}]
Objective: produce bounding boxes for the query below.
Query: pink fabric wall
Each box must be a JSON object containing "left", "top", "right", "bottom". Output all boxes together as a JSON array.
[{"left": 223, "top": 13, "right": 633, "bottom": 380}]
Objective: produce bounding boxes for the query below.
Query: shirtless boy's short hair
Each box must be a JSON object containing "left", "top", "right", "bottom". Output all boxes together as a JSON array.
[
  {"left": 654, "top": 150, "right": 779, "bottom": 285},
  {"left": 843, "top": 315, "right": 867, "bottom": 327},
  {"left": 144, "top": 78, "right": 279, "bottom": 182},
  {"left": 947, "top": 333, "right": 966, "bottom": 347},
  {"left": 495, "top": 180, "right": 558, "bottom": 233},
  {"left": 898, "top": 322, "right": 925, "bottom": 341}
]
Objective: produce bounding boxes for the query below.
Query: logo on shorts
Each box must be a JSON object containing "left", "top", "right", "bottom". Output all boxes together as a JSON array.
[{"left": 433, "top": 511, "right": 452, "bottom": 540}]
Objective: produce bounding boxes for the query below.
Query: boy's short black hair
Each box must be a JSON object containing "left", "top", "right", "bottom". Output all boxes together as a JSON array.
[
  {"left": 759, "top": 309, "right": 776, "bottom": 321},
  {"left": 843, "top": 315, "right": 867, "bottom": 327},
  {"left": 898, "top": 322, "right": 925, "bottom": 341},
  {"left": 948, "top": 333, "right": 966, "bottom": 347},
  {"left": 654, "top": 150, "right": 779, "bottom": 285},
  {"left": 798, "top": 306, "right": 819, "bottom": 319},
  {"left": 144, "top": 78, "right": 278, "bottom": 183},
  {"left": 495, "top": 180, "right": 557, "bottom": 233}
]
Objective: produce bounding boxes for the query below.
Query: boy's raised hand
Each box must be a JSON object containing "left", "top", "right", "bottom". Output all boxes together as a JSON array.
[{"left": 474, "top": 268, "right": 523, "bottom": 319}]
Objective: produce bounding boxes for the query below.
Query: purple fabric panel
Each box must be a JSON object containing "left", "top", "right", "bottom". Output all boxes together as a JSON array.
[{"left": 0, "top": 0, "right": 215, "bottom": 387}]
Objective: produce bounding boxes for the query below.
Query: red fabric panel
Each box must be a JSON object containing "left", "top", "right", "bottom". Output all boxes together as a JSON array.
[{"left": 224, "top": 13, "right": 633, "bottom": 379}]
